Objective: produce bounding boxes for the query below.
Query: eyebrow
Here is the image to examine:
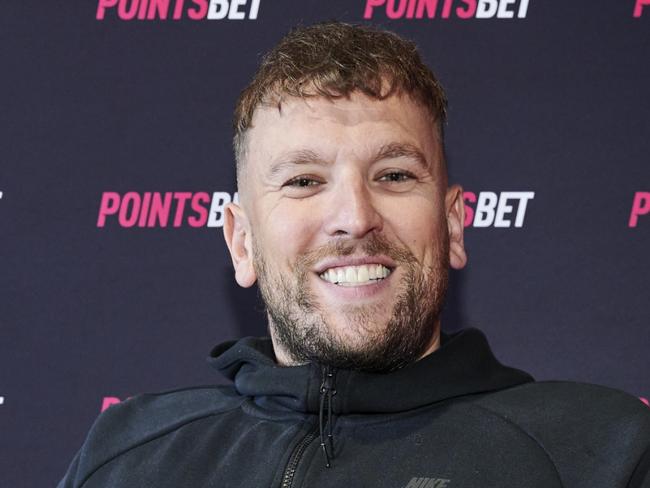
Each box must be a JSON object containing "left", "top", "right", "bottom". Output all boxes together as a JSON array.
[
  {"left": 267, "top": 142, "right": 429, "bottom": 177},
  {"left": 268, "top": 149, "right": 325, "bottom": 178},
  {"left": 372, "top": 142, "right": 430, "bottom": 170}
]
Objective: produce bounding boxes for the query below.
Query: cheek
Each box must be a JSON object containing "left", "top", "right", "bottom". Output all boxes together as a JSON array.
[
  {"left": 382, "top": 201, "right": 446, "bottom": 257},
  {"left": 260, "top": 201, "right": 322, "bottom": 261}
]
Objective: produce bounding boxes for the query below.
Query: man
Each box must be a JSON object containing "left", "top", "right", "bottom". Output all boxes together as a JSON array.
[{"left": 59, "top": 22, "right": 650, "bottom": 487}]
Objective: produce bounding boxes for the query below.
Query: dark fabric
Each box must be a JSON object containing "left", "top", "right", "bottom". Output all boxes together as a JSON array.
[
  {"left": 628, "top": 445, "right": 650, "bottom": 488},
  {"left": 58, "top": 328, "right": 650, "bottom": 488},
  {"left": 210, "top": 329, "right": 534, "bottom": 414}
]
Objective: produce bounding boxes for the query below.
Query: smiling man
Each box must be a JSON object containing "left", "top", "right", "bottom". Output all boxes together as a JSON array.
[
  {"left": 225, "top": 90, "right": 464, "bottom": 373},
  {"left": 59, "top": 22, "right": 650, "bottom": 488},
  {"left": 223, "top": 23, "right": 467, "bottom": 377}
]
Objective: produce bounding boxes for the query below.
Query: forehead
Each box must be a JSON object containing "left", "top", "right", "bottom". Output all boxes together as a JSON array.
[{"left": 245, "top": 92, "right": 440, "bottom": 166}]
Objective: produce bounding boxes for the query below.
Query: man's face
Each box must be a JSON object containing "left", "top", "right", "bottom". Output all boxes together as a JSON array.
[{"left": 225, "top": 92, "right": 466, "bottom": 372}]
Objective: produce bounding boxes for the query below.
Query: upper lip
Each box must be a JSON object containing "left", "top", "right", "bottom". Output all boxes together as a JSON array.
[{"left": 314, "top": 256, "right": 397, "bottom": 274}]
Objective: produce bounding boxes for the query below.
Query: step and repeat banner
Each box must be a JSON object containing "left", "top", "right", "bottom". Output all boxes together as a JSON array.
[{"left": 1, "top": 1, "right": 649, "bottom": 486}]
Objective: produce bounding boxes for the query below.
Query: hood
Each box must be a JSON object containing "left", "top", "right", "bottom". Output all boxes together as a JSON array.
[{"left": 208, "top": 328, "right": 534, "bottom": 415}]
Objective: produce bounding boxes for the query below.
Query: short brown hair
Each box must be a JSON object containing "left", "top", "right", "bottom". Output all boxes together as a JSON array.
[{"left": 233, "top": 22, "right": 448, "bottom": 177}]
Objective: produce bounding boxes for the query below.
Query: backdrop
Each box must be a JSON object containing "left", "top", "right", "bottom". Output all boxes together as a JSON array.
[{"left": 1, "top": 1, "right": 649, "bottom": 486}]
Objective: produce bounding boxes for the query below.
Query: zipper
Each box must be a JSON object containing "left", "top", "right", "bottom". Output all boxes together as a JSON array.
[
  {"left": 280, "top": 427, "right": 318, "bottom": 488},
  {"left": 280, "top": 366, "right": 338, "bottom": 487},
  {"left": 318, "top": 366, "right": 337, "bottom": 468}
]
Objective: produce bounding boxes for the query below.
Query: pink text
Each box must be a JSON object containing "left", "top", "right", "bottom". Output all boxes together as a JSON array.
[
  {"left": 634, "top": 0, "right": 650, "bottom": 17},
  {"left": 363, "top": 0, "right": 530, "bottom": 19},
  {"left": 96, "top": 191, "right": 237, "bottom": 228},
  {"left": 96, "top": 0, "right": 261, "bottom": 20},
  {"left": 101, "top": 396, "right": 122, "bottom": 412},
  {"left": 629, "top": 192, "right": 650, "bottom": 228}
]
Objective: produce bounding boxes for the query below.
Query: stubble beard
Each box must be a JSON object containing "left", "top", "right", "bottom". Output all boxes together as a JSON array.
[{"left": 254, "top": 234, "right": 449, "bottom": 373}]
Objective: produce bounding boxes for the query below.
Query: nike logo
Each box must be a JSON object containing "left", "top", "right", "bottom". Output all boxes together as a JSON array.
[{"left": 403, "top": 477, "right": 451, "bottom": 488}]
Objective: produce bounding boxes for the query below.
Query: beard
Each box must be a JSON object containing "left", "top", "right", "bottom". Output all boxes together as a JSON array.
[{"left": 253, "top": 233, "right": 449, "bottom": 373}]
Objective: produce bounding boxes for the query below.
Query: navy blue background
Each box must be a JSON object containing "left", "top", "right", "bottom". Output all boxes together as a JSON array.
[{"left": 0, "top": 1, "right": 648, "bottom": 486}]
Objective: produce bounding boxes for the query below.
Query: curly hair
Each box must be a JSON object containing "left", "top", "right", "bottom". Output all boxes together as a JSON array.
[{"left": 232, "top": 21, "right": 448, "bottom": 180}]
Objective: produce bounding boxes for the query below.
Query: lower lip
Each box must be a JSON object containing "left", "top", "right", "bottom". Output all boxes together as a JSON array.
[{"left": 313, "top": 271, "right": 394, "bottom": 300}]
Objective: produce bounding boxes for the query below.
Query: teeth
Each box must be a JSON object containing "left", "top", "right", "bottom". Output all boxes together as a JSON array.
[
  {"left": 319, "top": 264, "right": 392, "bottom": 286},
  {"left": 357, "top": 266, "right": 369, "bottom": 282},
  {"left": 337, "top": 268, "right": 345, "bottom": 284},
  {"left": 345, "top": 267, "right": 356, "bottom": 283}
]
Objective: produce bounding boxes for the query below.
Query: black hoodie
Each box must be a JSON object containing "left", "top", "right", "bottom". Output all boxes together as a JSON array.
[{"left": 58, "top": 329, "right": 650, "bottom": 487}]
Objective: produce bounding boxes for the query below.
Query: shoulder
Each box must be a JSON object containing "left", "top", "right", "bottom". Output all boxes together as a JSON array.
[
  {"left": 475, "top": 380, "right": 650, "bottom": 423},
  {"left": 471, "top": 381, "right": 650, "bottom": 486},
  {"left": 95, "top": 384, "right": 244, "bottom": 439},
  {"left": 64, "top": 385, "right": 244, "bottom": 487}
]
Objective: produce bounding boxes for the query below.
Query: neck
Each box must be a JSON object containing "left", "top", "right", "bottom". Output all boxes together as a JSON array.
[{"left": 418, "top": 322, "right": 441, "bottom": 360}]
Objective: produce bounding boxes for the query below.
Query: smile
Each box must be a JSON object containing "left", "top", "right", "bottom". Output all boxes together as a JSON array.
[{"left": 318, "top": 264, "right": 392, "bottom": 287}]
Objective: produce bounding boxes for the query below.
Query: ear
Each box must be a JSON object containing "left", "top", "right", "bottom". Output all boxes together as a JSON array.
[
  {"left": 223, "top": 202, "right": 257, "bottom": 288},
  {"left": 445, "top": 185, "right": 468, "bottom": 270}
]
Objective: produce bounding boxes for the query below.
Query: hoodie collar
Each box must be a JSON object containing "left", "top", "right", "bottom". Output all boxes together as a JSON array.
[{"left": 209, "top": 328, "right": 534, "bottom": 415}]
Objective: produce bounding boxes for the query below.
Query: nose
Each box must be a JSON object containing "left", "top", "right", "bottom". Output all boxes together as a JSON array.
[{"left": 323, "top": 175, "right": 383, "bottom": 238}]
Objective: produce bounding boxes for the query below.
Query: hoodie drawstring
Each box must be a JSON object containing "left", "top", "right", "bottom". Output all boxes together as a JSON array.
[{"left": 319, "top": 365, "right": 336, "bottom": 468}]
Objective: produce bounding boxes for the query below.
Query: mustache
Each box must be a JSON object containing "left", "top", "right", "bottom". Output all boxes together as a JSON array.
[{"left": 295, "top": 234, "right": 416, "bottom": 270}]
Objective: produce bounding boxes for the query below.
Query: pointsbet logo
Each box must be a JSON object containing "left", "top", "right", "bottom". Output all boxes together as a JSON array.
[
  {"left": 629, "top": 192, "right": 650, "bottom": 228},
  {"left": 363, "top": 0, "right": 530, "bottom": 20},
  {"left": 96, "top": 0, "right": 261, "bottom": 20},
  {"left": 97, "top": 191, "right": 238, "bottom": 228},
  {"left": 634, "top": 0, "right": 650, "bottom": 17},
  {"left": 464, "top": 191, "right": 534, "bottom": 228},
  {"left": 102, "top": 396, "right": 124, "bottom": 411}
]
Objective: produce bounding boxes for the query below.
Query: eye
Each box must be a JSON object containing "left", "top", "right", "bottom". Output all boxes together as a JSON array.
[
  {"left": 281, "top": 176, "right": 324, "bottom": 198},
  {"left": 378, "top": 171, "right": 415, "bottom": 183},
  {"left": 283, "top": 176, "right": 322, "bottom": 188}
]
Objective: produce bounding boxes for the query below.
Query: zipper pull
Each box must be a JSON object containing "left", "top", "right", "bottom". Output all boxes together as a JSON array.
[
  {"left": 319, "top": 366, "right": 337, "bottom": 468},
  {"left": 320, "top": 365, "right": 336, "bottom": 394}
]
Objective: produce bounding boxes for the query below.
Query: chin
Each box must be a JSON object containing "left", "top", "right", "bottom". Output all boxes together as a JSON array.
[{"left": 325, "top": 315, "right": 390, "bottom": 347}]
